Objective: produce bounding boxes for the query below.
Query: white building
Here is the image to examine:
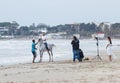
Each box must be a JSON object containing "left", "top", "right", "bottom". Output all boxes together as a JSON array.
[
  {"left": 47, "top": 32, "right": 67, "bottom": 39},
  {"left": 40, "top": 28, "right": 47, "bottom": 33},
  {"left": 0, "top": 27, "right": 8, "bottom": 32},
  {"left": 92, "top": 32, "right": 105, "bottom": 39}
]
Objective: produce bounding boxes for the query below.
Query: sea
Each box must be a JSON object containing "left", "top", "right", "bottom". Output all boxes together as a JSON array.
[{"left": 0, "top": 39, "right": 120, "bottom": 66}]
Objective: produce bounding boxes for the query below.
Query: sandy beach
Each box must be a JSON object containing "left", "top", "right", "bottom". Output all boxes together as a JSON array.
[{"left": 0, "top": 52, "right": 120, "bottom": 83}]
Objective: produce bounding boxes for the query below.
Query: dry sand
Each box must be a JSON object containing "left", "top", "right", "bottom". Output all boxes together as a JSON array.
[{"left": 0, "top": 53, "right": 120, "bottom": 83}]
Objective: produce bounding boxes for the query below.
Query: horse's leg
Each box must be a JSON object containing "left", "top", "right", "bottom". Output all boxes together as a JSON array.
[
  {"left": 39, "top": 50, "right": 43, "bottom": 62},
  {"left": 47, "top": 50, "right": 51, "bottom": 62},
  {"left": 50, "top": 49, "right": 53, "bottom": 62},
  {"left": 39, "top": 50, "right": 41, "bottom": 62},
  {"left": 41, "top": 51, "right": 44, "bottom": 62},
  {"left": 49, "top": 51, "right": 51, "bottom": 62}
]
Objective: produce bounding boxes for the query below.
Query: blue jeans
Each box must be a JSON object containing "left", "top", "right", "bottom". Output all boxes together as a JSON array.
[
  {"left": 73, "top": 49, "right": 80, "bottom": 62},
  {"left": 44, "top": 43, "right": 49, "bottom": 50}
]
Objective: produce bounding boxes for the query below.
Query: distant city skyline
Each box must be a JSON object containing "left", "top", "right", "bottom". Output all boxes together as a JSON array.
[{"left": 0, "top": 0, "right": 120, "bottom": 26}]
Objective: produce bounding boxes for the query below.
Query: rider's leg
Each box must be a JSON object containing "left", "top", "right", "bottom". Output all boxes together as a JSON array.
[
  {"left": 44, "top": 43, "right": 50, "bottom": 52},
  {"left": 44, "top": 43, "right": 51, "bottom": 61},
  {"left": 44, "top": 43, "right": 48, "bottom": 49}
]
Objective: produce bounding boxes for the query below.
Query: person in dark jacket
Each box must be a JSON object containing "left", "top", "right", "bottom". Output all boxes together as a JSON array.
[{"left": 71, "top": 36, "right": 80, "bottom": 62}]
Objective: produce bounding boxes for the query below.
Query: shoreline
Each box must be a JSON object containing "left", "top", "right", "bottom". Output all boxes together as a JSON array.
[
  {"left": 0, "top": 49, "right": 119, "bottom": 67},
  {"left": 0, "top": 36, "right": 118, "bottom": 44}
]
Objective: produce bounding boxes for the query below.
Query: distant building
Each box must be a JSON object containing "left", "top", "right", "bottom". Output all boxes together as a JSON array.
[
  {"left": 0, "top": 35, "right": 14, "bottom": 39},
  {"left": 92, "top": 32, "right": 105, "bottom": 39},
  {"left": 0, "top": 27, "right": 8, "bottom": 33},
  {"left": 30, "top": 28, "right": 47, "bottom": 35},
  {"left": 47, "top": 32, "right": 67, "bottom": 39},
  {"left": 0, "top": 27, "right": 15, "bottom": 39},
  {"left": 40, "top": 28, "right": 47, "bottom": 33}
]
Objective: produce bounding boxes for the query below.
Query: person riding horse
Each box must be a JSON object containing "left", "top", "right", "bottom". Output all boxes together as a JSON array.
[
  {"left": 39, "top": 33, "right": 50, "bottom": 55},
  {"left": 38, "top": 33, "right": 54, "bottom": 62}
]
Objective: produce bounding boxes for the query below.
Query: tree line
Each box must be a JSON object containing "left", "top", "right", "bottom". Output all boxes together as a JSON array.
[{"left": 0, "top": 21, "right": 120, "bottom": 37}]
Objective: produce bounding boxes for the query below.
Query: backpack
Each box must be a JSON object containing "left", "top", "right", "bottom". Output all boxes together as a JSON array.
[{"left": 79, "top": 49, "right": 84, "bottom": 59}]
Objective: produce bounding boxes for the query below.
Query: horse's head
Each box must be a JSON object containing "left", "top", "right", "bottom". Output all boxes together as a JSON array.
[{"left": 38, "top": 38, "right": 43, "bottom": 46}]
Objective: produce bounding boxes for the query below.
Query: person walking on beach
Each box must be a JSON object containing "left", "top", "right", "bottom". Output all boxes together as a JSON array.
[
  {"left": 71, "top": 36, "right": 80, "bottom": 62},
  {"left": 106, "top": 36, "right": 113, "bottom": 62},
  {"left": 31, "top": 39, "right": 37, "bottom": 63}
]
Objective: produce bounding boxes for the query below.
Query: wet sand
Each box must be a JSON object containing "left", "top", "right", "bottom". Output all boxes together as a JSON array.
[{"left": 0, "top": 53, "right": 120, "bottom": 83}]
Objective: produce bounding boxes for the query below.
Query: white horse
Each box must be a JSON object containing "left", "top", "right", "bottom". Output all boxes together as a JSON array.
[{"left": 38, "top": 39, "right": 54, "bottom": 62}]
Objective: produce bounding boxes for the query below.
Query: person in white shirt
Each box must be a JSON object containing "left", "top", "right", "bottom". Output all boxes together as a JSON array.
[
  {"left": 41, "top": 33, "right": 51, "bottom": 56},
  {"left": 106, "top": 36, "right": 112, "bottom": 62},
  {"left": 41, "top": 32, "right": 49, "bottom": 50},
  {"left": 39, "top": 33, "right": 51, "bottom": 57}
]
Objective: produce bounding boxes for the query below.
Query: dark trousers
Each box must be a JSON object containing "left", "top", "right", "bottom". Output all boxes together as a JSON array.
[
  {"left": 44, "top": 43, "right": 49, "bottom": 50},
  {"left": 73, "top": 49, "right": 81, "bottom": 62}
]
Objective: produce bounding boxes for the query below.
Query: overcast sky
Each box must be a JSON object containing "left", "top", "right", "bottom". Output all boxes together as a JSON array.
[{"left": 0, "top": 0, "right": 120, "bottom": 26}]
